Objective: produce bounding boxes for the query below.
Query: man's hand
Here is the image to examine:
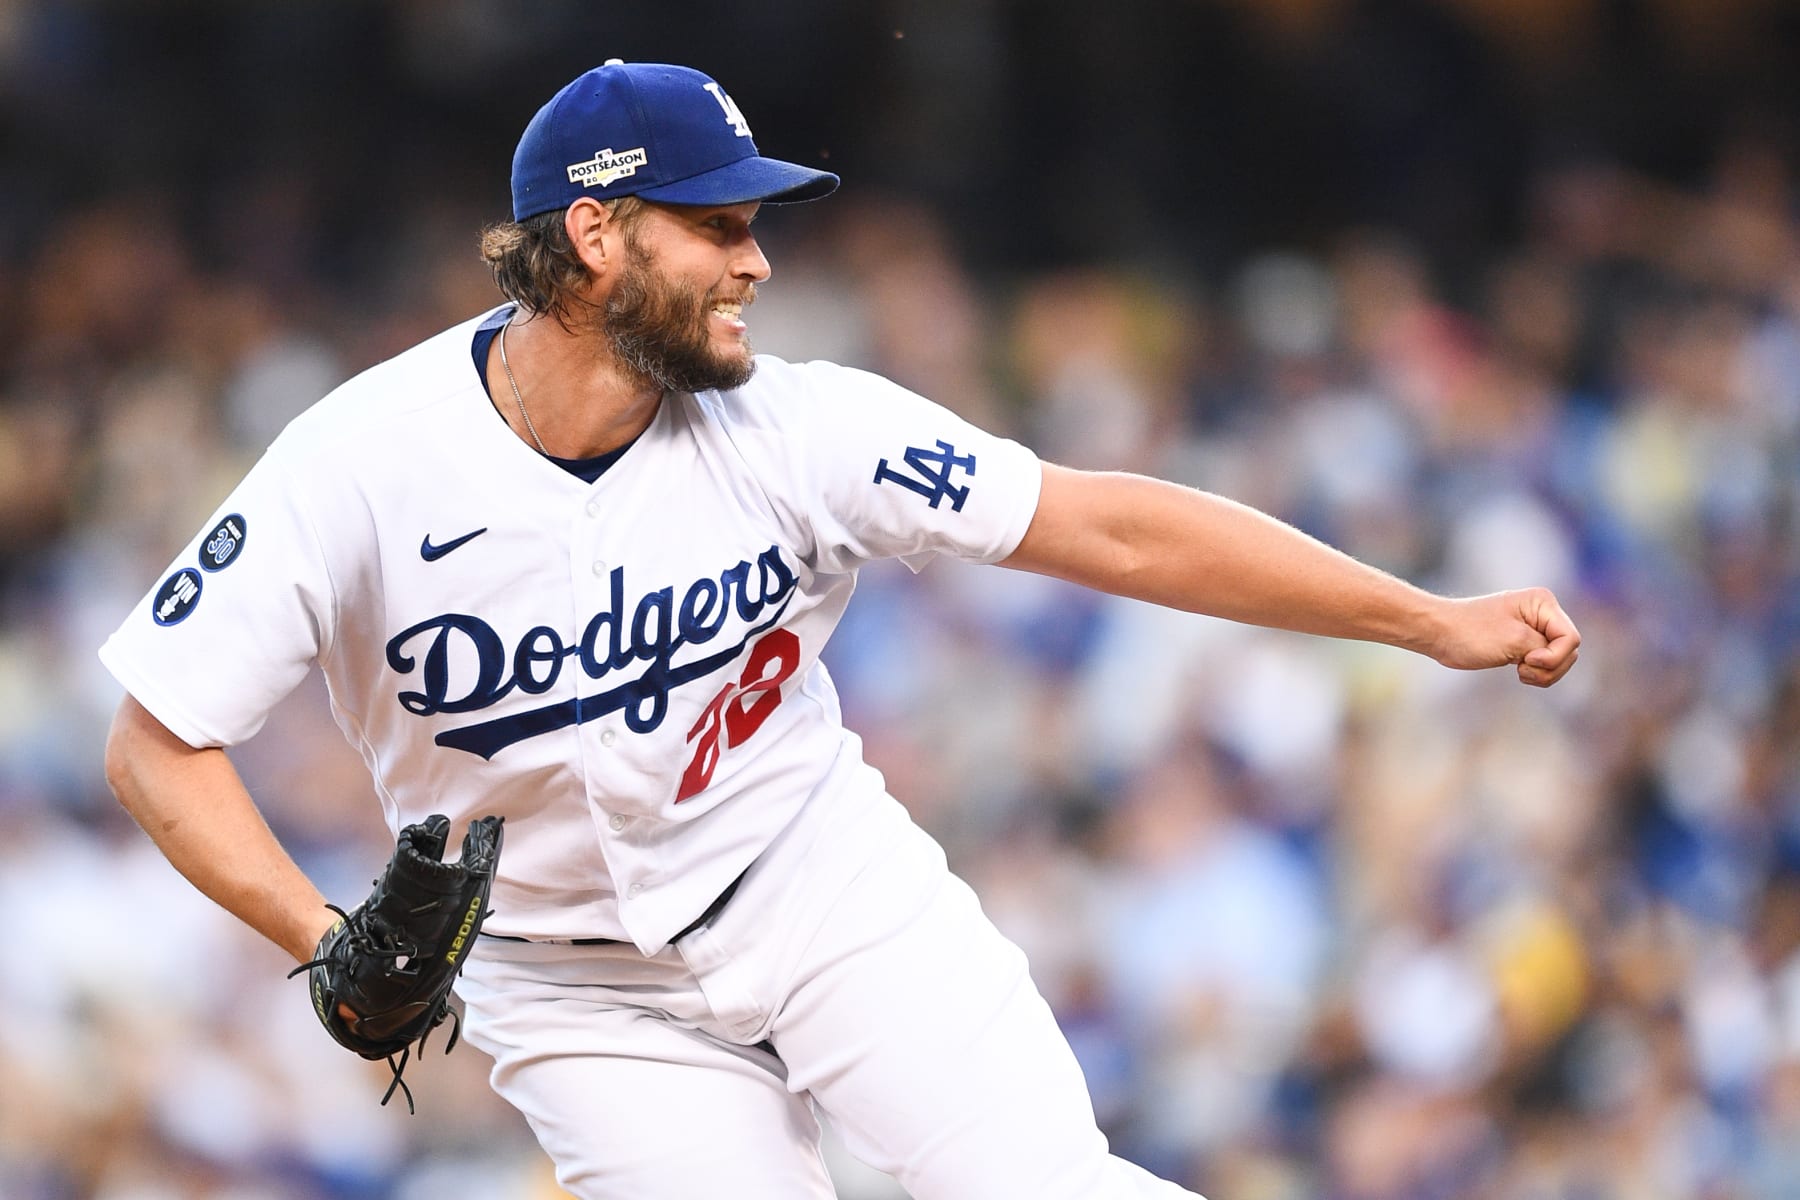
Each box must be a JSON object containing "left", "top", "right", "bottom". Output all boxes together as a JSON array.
[{"left": 1427, "top": 588, "right": 1582, "bottom": 687}]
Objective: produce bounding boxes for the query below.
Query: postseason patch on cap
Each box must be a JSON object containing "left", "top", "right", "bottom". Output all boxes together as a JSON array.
[{"left": 567, "top": 146, "right": 649, "bottom": 189}]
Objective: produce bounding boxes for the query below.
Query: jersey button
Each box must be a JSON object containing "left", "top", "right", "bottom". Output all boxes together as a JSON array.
[
  {"left": 586, "top": 499, "right": 602, "bottom": 517},
  {"left": 609, "top": 814, "right": 626, "bottom": 831},
  {"left": 600, "top": 728, "right": 617, "bottom": 747},
  {"left": 627, "top": 883, "right": 643, "bottom": 898},
  {"left": 591, "top": 560, "right": 608, "bottom": 577}
]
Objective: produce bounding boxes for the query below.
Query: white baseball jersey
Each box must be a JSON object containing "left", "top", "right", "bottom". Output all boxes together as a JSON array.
[{"left": 99, "top": 306, "right": 1042, "bottom": 954}]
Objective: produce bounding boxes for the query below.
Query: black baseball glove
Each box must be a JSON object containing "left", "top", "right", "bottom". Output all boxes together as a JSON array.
[{"left": 290, "top": 814, "right": 503, "bottom": 1111}]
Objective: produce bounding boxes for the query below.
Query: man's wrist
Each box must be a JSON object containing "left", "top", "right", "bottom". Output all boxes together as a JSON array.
[
  {"left": 1389, "top": 589, "right": 1453, "bottom": 662},
  {"left": 284, "top": 905, "right": 342, "bottom": 965}
]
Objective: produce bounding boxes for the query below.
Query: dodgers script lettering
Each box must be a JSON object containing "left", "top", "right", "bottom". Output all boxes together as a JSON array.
[{"left": 385, "top": 545, "right": 798, "bottom": 759}]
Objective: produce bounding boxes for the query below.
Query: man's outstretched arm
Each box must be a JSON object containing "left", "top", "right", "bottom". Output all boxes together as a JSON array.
[
  {"left": 1002, "top": 463, "right": 1580, "bottom": 688},
  {"left": 103, "top": 694, "right": 339, "bottom": 963}
]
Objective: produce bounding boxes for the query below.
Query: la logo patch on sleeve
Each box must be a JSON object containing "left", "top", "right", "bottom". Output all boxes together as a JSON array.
[{"left": 872, "top": 440, "right": 976, "bottom": 511}]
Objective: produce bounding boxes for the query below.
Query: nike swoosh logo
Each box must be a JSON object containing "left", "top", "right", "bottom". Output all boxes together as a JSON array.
[{"left": 420, "top": 527, "right": 488, "bottom": 562}]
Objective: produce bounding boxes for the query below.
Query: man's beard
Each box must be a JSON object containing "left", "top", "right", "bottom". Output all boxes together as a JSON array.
[{"left": 600, "top": 238, "right": 757, "bottom": 394}]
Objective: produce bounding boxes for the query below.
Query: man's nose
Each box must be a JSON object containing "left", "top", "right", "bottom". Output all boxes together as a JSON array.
[{"left": 735, "top": 237, "right": 772, "bottom": 283}]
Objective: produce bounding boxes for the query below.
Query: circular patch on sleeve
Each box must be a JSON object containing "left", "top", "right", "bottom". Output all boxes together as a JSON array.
[
  {"left": 199, "top": 514, "right": 248, "bottom": 572},
  {"left": 152, "top": 568, "right": 204, "bottom": 626}
]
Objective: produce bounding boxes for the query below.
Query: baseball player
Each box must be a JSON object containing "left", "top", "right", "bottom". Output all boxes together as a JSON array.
[{"left": 99, "top": 61, "right": 1580, "bottom": 1199}]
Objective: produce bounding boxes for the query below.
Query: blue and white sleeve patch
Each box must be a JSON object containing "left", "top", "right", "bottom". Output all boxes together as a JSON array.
[{"left": 199, "top": 514, "right": 248, "bottom": 572}]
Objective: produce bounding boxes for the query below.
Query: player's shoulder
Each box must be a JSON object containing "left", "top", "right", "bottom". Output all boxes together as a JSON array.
[
  {"left": 703, "top": 355, "right": 912, "bottom": 429},
  {"left": 741, "top": 354, "right": 894, "bottom": 395},
  {"left": 268, "top": 308, "right": 499, "bottom": 463}
]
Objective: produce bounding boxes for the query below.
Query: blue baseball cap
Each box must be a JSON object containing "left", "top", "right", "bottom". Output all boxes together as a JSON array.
[{"left": 510, "top": 60, "right": 839, "bottom": 220}]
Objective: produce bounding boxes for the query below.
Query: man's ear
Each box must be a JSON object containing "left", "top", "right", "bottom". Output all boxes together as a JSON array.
[{"left": 564, "top": 198, "right": 615, "bottom": 277}]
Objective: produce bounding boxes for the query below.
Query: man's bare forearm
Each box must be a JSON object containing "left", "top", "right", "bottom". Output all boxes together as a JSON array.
[
  {"left": 103, "top": 694, "right": 337, "bottom": 964},
  {"left": 1006, "top": 465, "right": 1448, "bottom": 653},
  {"left": 1004, "top": 463, "right": 1580, "bottom": 686}
]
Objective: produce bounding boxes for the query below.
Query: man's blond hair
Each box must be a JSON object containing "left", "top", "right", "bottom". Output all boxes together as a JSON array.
[{"left": 478, "top": 196, "right": 645, "bottom": 326}]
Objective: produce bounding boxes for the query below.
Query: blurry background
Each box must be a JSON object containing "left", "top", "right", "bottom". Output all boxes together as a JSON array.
[{"left": 3, "top": 1, "right": 1800, "bottom": 1197}]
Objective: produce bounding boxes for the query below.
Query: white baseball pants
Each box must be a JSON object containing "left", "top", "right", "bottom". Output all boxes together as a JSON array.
[{"left": 457, "top": 777, "right": 1204, "bottom": 1200}]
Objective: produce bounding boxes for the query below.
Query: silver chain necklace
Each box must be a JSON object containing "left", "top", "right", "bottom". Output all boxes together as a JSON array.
[{"left": 497, "top": 317, "right": 551, "bottom": 456}]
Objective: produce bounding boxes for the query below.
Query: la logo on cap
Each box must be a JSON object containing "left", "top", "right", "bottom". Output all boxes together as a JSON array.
[{"left": 702, "top": 82, "right": 752, "bottom": 139}]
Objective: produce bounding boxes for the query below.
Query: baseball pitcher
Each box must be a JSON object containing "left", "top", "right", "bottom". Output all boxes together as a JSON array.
[{"left": 100, "top": 60, "right": 1580, "bottom": 1199}]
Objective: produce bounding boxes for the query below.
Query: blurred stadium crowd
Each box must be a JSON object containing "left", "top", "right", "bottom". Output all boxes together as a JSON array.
[{"left": 4, "top": 2, "right": 1800, "bottom": 1198}]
